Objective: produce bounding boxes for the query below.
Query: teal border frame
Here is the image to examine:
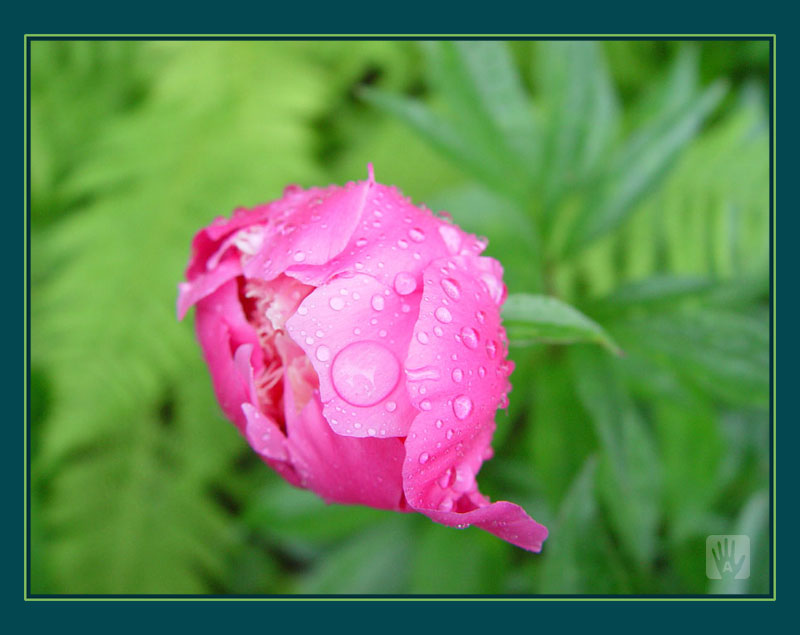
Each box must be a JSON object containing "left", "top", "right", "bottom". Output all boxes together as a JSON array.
[{"left": 23, "top": 33, "right": 776, "bottom": 603}]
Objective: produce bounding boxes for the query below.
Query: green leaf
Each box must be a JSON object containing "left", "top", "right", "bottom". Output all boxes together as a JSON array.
[
  {"left": 503, "top": 293, "right": 621, "bottom": 354},
  {"left": 244, "top": 483, "right": 391, "bottom": 555},
  {"left": 655, "top": 396, "right": 725, "bottom": 543},
  {"left": 359, "top": 87, "right": 510, "bottom": 195},
  {"left": 365, "top": 41, "right": 536, "bottom": 205},
  {"left": 590, "top": 275, "right": 717, "bottom": 315},
  {"left": 538, "top": 456, "right": 631, "bottom": 594},
  {"left": 523, "top": 356, "right": 595, "bottom": 508},
  {"left": 614, "top": 309, "right": 769, "bottom": 408},
  {"left": 448, "top": 41, "right": 540, "bottom": 170},
  {"left": 295, "top": 518, "right": 412, "bottom": 594},
  {"left": 535, "top": 41, "right": 620, "bottom": 218},
  {"left": 709, "top": 490, "right": 769, "bottom": 595},
  {"left": 571, "top": 347, "right": 662, "bottom": 567},
  {"left": 563, "top": 79, "right": 726, "bottom": 255},
  {"left": 409, "top": 523, "right": 510, "bottom": 594},
  {"left": 33, "top": 41, "right": 331, "bottom": 593}
]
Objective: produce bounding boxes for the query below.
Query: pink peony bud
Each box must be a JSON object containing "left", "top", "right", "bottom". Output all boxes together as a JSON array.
[{"left": 177, "top": 165, "right": 548, "bottom": 552}]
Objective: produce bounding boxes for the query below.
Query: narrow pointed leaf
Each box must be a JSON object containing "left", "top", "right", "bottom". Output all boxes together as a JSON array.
[
  {"left": 564, "top": 80, "right": 727, "bottom": 255},
  {"left": 503, "top": 293, "right": 621, "bottom": 354}
]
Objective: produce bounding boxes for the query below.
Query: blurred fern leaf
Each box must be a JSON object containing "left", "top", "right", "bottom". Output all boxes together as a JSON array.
[{"left": 32, "top": 41, "right": 332, "bottom": 593}]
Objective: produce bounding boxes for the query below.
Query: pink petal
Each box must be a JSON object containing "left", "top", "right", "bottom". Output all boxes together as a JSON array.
[
  {"left": 193, "top": 280, "right": 264, "bottom": 432},
  {"left": 400, "top": 255, "right": 545, "bottom": 549},
  {"left": 177, "top": 250, "right": 242, "bottom": 319},
  {"left": 234, "top": 343, "right": 303, "bottom": 489},
  {"left": 184, "top": 205, "right": 274, "bottom": 281},
  {"left": 243, "top": 181, "right": 370, "bottom": 283},
  {"left": 284, "top": 380, "right": 406, "bottom": 510},
  {"left": 288, "top": 173, "right": 483, "bottom": 291},
  {"left": 423, "top": 499, "right": 549, "bottom": 553},
  {"left": 285, "top": 273, "right": 420, "bottom": 438},
  {"left": 242, "top": 402, "right": 288, "bottom": 461}
]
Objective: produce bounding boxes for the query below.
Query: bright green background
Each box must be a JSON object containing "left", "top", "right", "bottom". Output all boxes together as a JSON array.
[{"left": 29, "top": 39, "right": 770, "bottom": 595}]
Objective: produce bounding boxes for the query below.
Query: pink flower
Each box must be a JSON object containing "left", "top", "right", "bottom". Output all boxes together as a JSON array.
[{"left": 177, "top": 165, "right": 548, "bottom": 552}]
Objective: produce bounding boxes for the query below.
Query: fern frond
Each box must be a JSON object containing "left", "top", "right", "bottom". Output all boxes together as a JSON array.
[{"left": 32, "top": 41, "right": 333, "bottom": 593}]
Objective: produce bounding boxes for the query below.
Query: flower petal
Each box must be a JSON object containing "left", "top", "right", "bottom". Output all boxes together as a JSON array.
[
  {"left": 423, "top": 499, "right": 549, "bottom": 553},
  {"left": 242, "top": 402, "right": 288, "bottom": 461},
  {"left": 177, "top": 250, "right": 242, "bottom": 319},
  {"left": 243, "top": 181, "right": 370, "bottom": 282},
  {"left": 193, "top": 279, "right": 264, "bottom": 432},
  {"left": 284, "top": 384, "right": 406, "bottom": 510},
  {"left": 399, "top": 254, "right": 543, "bottom": 549},
  {"left": 288, "top": 177, "right": 482, "bottom": 290},
  {"left": 285, "top": 273, "right": 420, "bottom": 438}
]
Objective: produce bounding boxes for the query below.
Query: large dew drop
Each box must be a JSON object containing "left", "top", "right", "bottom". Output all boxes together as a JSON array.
[{"left": 331, "top": 341, "right": 400, "bottom": 407}]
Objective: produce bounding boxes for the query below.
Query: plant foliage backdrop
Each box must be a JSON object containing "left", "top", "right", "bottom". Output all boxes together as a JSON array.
[{"left": 29, "top": 39, "right": 770, "bottom": 595}]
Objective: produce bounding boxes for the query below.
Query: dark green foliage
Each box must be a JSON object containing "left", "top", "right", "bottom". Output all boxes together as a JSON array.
[{"left": 30, "top": 40, "right": 770, "bottom": 595}]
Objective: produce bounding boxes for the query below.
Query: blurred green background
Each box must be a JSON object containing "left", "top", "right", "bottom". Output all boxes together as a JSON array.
[{"left": 29, "top": 39, "right": 771, "bottom": 595}]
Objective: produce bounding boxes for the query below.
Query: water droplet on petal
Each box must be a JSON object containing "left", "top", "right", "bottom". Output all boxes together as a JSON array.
[
  {"left": 452, "top": 368, "right": 464, "bottom": 383},
  {"left": 440, "top": 278, "right": 461, "bottom": 300},
  {"left": 297, "top": 306, "right": 308, "bottom": 316},
  {"left": 385, "top": 401, "right": 397, "bottom": 412},
  {"left": 439, "top": 468, "right": 454, "bottom": 488},
  {"left": 434, "top": 307, "right": 453, "bottom": 323},
  {"left": 315, "top": 345, "right": 331, "bottom": 362},
  {"left": 293, "top": 251, "right": 306, "bottom": 262},
  {"left": 446, "top": 428, "right": 454, "bottom": 440},
  {"left": 356, "top": 237, "right": 368, "bottom": 247},
  {"left": 416, "top": 331, "right": 430, "bottom": 344},
  {"left": 409, "top": 227, "right": 425, "bottom": 242},
  {"left": 460, "top": 327, "right": 479, "bottom": 349},
  {"left": 479, "top": 272, "right": 503, "bottom": 304},
  {"left": 371, "top": 294, "right": 385, "bottom": 311},
  {"left": 435, "top": 419, "right": 444, "bottom": 429},
  {"left": 486, "top": 340, "right": 498, "bottom": 359},
  {"left": 397, "top": 238, "right": 409, "bottom": 249},
  {"left": 405, "top": 366, "right": 441, "bottom": 382},
  {"left": 453, "top": 395, "right": 473, "bottom": 420},
  {"left": 419, "top": 452, "right": 430, "bottom": 464},
  {"left": 368, "top": 428, "right": 377, "bottom": 436},
  {"left": 439, "top": 225, "right": 462, "bottom": 254},
  {"left": 331, "top": 341, "right": 400, "bottom": 407},
  {"left": 420, "top": 399, "right": 432, "bottom": 411},
  {"left": 475, "top": 310, "right": 486, "bottom": 324},
  {"left": 433, "top": 325, "right": 444, "bottom": 337},
  {"left": 329, "top": 296, "right": 345, "bottom": 311},
  {"left": 478, "top": 366, "right": 486, "bottom": 378},
  {"left": 393, "top": 272, "right": 417, "bottom": 295}
]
